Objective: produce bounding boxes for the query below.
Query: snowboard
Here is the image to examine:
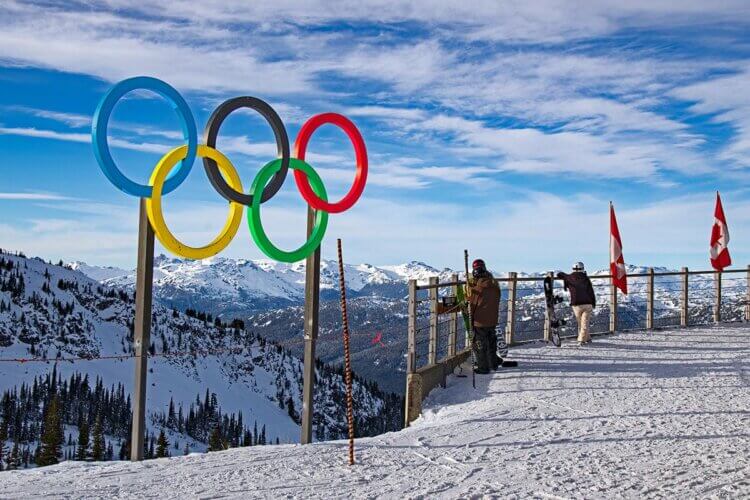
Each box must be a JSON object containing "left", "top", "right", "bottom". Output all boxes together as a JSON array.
[
  {"left": 495, "top": 330, "right": 518, "bottom": 367},
  {"left": 543, "top": 275, "right": 565, "bottom": 347}
]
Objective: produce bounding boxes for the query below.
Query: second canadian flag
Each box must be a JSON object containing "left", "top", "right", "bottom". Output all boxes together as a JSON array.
[
  {"left": 710, "top": 192, "right": 732, "bottom": 271},
  {"left": 610, "top": 202, "right": 628, "bottom": 295}
]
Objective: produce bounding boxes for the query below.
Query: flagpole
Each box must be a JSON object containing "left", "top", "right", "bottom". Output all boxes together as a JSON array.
[{"left": 609, "top": 201, "right": 617, "bottom": 333}]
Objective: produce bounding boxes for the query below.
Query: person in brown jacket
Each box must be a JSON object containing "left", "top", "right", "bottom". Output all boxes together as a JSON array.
[{"left": 467, "top": 259, "right": 501, "bottom": 373}]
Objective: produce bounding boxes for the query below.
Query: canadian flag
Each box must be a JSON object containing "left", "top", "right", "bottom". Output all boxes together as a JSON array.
[
  {"left": 610, "top": 202, "right": 628, "bottom": 294},
  {"left": 710, "top": 192, "right": 732, "bottom": 271}
]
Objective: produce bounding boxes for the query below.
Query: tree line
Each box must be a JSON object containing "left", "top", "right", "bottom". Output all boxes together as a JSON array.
[{"left": 0, "top": 365, "right": 282, "bottom": 470}]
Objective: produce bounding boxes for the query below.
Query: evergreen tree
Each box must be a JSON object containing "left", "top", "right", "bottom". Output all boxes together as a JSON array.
[
  {"left": 0, "top": 417, "right": 7, "bottom": 471},
  {"left": 155, "top": 430, "right": 169, "bottom": 458},
  {"left": 91, "top": 415, "right": 105, "bottom": 461},
  {"left": 183, "top": 442, "right": 190, "bottom": 456},
  {"left": 119, "top": 440, "right": 129, "bottom": 461},
  {"left": 37, "top": 395, "right": 63, "bottom": 467},
  {"left": 7, "top": 441, "right": 20, "bottom": 470},
  {"left": 208, "top": 427, "right": 223, "bottom": 452},
  {"left": 75, "top": 420, "right": 90, "bottom": 460},
  {"left": 286, "top": 397, "right": 297, "bottom": 422}
]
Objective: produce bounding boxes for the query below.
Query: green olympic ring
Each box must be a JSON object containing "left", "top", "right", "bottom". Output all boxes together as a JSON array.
[{"left": 249, "top": 158, "right": 329, "bottom": 263}]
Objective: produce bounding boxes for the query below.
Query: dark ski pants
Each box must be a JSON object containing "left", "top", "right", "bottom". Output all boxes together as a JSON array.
[{"left": 472, "top": 326, "right": 499, "bottom": 371}]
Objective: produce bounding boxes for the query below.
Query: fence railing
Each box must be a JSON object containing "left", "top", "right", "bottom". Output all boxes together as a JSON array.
[{"left": 404, "top": 266, "right": 750, "bottom": 425}]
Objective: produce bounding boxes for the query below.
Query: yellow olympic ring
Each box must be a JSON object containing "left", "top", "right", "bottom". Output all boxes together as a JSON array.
[{"left": 146, "top": 145, "right": 244, "bottom": 260}]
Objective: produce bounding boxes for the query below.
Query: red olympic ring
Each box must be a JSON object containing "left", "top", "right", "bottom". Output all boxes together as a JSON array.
[{"left": 293, "top": 113, "right": 368, "bottom": 214}]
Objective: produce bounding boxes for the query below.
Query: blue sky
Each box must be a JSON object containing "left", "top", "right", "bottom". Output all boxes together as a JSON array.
[{"left": 2, "top": 1, "right": 750, "bottom": 271}]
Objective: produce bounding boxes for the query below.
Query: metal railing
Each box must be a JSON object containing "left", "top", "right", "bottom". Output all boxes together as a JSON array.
[{"left": 404, "top": 265, "right": 750, "bottom": 425}]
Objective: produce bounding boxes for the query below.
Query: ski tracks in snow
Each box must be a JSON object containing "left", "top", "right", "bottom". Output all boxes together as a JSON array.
[{"left": 3, "top": 325, "right": 750, "bottom": 499}]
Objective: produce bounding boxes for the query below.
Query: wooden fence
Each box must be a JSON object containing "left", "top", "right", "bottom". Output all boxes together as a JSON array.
[{"left": 404, "top": 266, "right": 750, "bottom": 426}]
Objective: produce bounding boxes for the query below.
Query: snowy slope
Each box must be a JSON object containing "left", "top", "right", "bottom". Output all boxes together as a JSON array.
[
  {"left": 3, "top": 324, "right": 749, "bottom": 499},
  {"left": 0, "top": 252, "right": 401, "bottom": 450}
]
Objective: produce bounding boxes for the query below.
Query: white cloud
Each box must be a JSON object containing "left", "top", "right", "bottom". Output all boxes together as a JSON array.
[
  {"left": 347, "top": 106, "right": 428, "bottom": 121},
  {"left": 673, "top": 65, "right": 750, "bottom": 167},
  {"left": 0, "top": 2, "right": 315, "bottom": 95},
  {"left": 4, "top": 187, "right": 746, "bottom": 272},
  {"left": 9, "top": 107, "right": 91, "bottom": 128},
  {"left": 83, "top": 0, "right": 750, "bottom": 43},
  {"left": 0, "top": 0, "right": 747, "bottom": 191},
  {"left": 0, "top": 192, "right": 72, "bottom": 201},
  {"left": 0, "top": 126, "right": 172, "bottom": 154}
]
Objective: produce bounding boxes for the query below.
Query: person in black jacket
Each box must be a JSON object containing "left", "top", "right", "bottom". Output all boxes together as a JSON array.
[{"left": 557, "top": 262, "right": 596, "bottom": 345}]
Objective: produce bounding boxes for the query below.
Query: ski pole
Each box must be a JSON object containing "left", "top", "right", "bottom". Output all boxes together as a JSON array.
[{"left": 464, "top": 249, "right": 475, "bottom": 389}]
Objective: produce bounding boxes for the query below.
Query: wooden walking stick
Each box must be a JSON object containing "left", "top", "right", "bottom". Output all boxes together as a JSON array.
[{"left": 336, "top": 238, "right": 355, "bottom": 465}]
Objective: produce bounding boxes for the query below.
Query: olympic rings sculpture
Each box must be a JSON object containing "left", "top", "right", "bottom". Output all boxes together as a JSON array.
[{"left": 91, "top": 76, "right": 367, "bottom": 263}]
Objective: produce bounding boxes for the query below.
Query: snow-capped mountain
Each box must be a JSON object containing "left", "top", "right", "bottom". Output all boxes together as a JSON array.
[
  {"left": 71, "top": 257, "right": 460, "bottom": 319},
  {"left": 0, "top": 250, "right": 402, "bottom": 459},
  {"left": 68, "top": 256, "right": 744, "bottom": 393}
]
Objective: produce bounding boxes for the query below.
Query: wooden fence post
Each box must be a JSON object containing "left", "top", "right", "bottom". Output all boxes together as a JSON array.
[
  {"left": 448, "top": 274, "right": 458, "bottom": 357},
  {"left": 506, "top": 272, "right": 517, "bottom": 345},
  {"left": 646, "top": 267, "right": 655, "bottom": 330},
  {"left": 609, "top": 281, "right": 618, "bottom": 333},
  {"left": 406, "top": 280, "right": 417, "bottom": 375},
  {"left": 543, "top": 272, "right": 553, "bottom": 342},
  {"left": 130, "top": 200, "right": 154, "bottom": 462},
  {"left": 714, "top": 270, "right": 722, "bottom": 323},
  {"left": 681, "top": 267, "right": 689, "bottom": 328},
  {"left": 428, "top": 277, "right": 438, "bottom": 365},
  {"left": 404, "top": 279, "right": 419, "bottom": 427}
]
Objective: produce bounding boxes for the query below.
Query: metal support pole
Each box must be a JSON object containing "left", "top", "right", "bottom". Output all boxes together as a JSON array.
[
  {"left": 300, "top": 207, "right": 321, "bottom": 445},
  {"left": 428, "top": 277, "right": 438, "bottom": 365},
  {"left": 646, "top": 267, "right": 655, "bottom": 330},
  {"left": 543, "top": 272, "right": 553, "bottom": 342},
  {"left": 506, "top": 272, "right": 517, "bottom": 345},
  {"left": 714, "top": 270, "right": 722, "bottom": 324},
  {"left": 680, "top": 267, "right": 689, "bottom": 328},
  {"left": 609, "top": 282, "right": 618, "bottom": 333},
  {"left": 746, "top": 265, "right": 750, "bottom": 322},
  {"left": 130, "top": 199, "right": 154, "bottom": 462},
  {"left": 448, "top": 273, "right": 458, "bottom": 357}
]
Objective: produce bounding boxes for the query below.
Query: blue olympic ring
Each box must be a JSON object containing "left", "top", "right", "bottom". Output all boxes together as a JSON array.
[{"left": 91, "top": 76, "right": 198, "bottom": 198}]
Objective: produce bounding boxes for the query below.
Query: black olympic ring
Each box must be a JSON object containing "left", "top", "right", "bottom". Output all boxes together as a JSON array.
[{"left": 202, "top": 96, "right": 290, "bottom": 205}]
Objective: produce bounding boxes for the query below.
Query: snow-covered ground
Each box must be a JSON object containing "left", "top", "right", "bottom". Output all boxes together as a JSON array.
[{"left": 4, "top": 325, "right": 750, "bottom": 499}]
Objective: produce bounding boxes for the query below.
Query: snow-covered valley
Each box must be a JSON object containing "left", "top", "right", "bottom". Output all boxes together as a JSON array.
[
  {"left": 0, "top": 251, "right": 402, "bottom": 465},
  {"left": 3, "top": 324, "right": 749, "bottom": 499}
]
